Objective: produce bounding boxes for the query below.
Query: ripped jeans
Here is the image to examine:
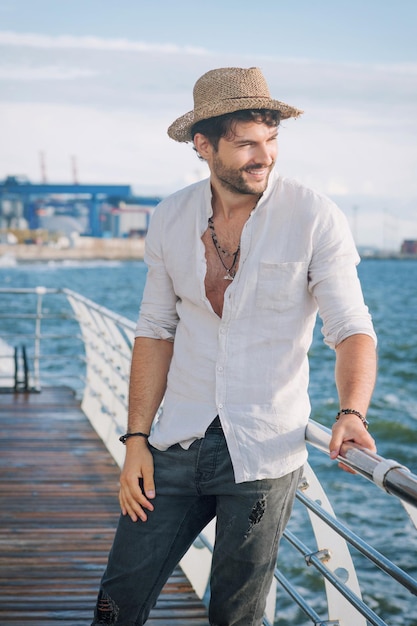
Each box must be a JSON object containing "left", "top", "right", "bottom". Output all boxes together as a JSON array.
[{"left": 91, "top": 418, "right": 302, "bottom": 626}]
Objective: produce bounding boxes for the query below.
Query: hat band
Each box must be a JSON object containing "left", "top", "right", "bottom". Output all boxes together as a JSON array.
[{"left": 194, "top": 95, "right": 271, "bottom": 111}]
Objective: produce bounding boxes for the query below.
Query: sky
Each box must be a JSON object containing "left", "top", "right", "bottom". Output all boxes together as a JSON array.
[{"left": 1, "top": 0, "right": 416, "bottom": 249}]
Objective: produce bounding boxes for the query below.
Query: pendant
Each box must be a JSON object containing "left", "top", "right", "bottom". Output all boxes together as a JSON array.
[{"left": 224, "top": 273, "right": 234, "bottom": 281}]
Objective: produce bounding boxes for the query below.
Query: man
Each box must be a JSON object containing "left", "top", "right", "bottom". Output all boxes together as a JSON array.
[{"left": 92, "top": 67, "right": 377, "bottom": 626}]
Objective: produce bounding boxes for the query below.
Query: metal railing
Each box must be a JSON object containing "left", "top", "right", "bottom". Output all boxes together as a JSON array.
[
  {"left": 1, "top": 286, "right": 416, "bottom": 626},
  {"left": 0, "top": 286, "right": 88, "bottom": 392}
]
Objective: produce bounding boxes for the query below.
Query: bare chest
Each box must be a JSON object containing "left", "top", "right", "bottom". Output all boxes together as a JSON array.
[{"left": 202, "top": 223, "right": 243, "bottom": 317}]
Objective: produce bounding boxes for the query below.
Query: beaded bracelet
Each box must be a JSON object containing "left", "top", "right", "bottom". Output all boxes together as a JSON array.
[
  {"left": 119, "top": 431, "right": 149, "bottom": 444},
  {"left": 336, "top": 408, "right": 369, "bottom": 430}
]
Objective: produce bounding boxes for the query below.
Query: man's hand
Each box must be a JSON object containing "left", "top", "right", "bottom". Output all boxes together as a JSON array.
[
  {"left": 119, "top": 440, "right": 156, "bottom": 522},
  {"left": 329, "top": 413, "right": 376, "bottom": 473},
  {"left": 332, "top": 334, "right": 377, "bottom": 472}
]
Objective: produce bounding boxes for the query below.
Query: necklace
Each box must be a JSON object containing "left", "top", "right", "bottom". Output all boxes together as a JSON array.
[{"left": 208, "top": 216, "right": 240, "bottom": 281}]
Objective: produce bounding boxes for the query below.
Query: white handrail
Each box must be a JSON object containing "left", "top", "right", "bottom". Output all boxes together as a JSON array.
[{"left": 306, "top": 420, "right": 417, "bottom": 528}]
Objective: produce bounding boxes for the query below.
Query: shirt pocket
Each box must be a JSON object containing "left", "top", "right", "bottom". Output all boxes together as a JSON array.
[{"left": 255, "top": 261, "right": 309, "bottom": 312}]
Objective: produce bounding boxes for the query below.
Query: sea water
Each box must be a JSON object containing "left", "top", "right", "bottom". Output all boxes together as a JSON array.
[{"left": 1, "top": 257, "right": 416, "bottom": 625}]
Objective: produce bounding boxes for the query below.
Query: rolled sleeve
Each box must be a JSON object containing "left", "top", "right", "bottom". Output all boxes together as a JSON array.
[
  {"left": 309, "top": 207, "right": 377, "bottom": 350},
  {"left": 135, "top": 208, "right": 179, "bottom": 341}
]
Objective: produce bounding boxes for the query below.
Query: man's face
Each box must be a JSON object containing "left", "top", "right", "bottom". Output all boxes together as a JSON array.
[{"left": 209, "top": 121, "right": 278, "bottom": 196}]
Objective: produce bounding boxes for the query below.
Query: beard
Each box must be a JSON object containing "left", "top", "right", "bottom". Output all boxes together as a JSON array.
[{"left": 212, "top": 153, "right": 275, "bottom": 196}]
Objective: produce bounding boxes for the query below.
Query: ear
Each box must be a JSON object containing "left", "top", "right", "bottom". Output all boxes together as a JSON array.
[{"left": 193, "top": 133, "right": 213, "bottom": 160}]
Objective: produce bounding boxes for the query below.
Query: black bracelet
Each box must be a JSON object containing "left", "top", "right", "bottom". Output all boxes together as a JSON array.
[
  {"left": 336, "top": 408, "right": 369, "bottom": 429},
  {"left": 119, "top": 431, "right": 149, "bottom": 444}
]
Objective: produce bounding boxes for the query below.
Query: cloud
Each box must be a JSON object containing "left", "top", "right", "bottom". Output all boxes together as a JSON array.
[
  {"left": 0, "top": 101, "right": 203, "bottom": 190},
  {"left": 0, "top": 65, "right": 98, "bottom": 80},
  {"left": 0, "top": 30, "right": 208, "bottom": 55}
]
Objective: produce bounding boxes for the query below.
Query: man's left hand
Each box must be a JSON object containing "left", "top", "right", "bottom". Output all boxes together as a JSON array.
[{"left": 329, "top": 413, "right": 376, "bottom": 473}]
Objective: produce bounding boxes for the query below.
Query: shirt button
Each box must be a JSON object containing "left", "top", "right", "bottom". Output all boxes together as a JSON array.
[
  {"left": 219, "top": 328, "right": 226, "bottom": 334},
  {"left": 217, "top": 366, "right": 224, "bottom": 372},
  {"left": 218, "top": 403, "right": 223, "bottom": 409}
]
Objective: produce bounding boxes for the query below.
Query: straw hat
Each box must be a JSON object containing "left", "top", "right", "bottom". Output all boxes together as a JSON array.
[{"left": 167, "top": 66, "right": 303, "bottom": 143}]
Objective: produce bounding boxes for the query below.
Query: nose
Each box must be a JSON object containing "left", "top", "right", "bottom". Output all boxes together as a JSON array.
[{"left": 254, "top": 141, "right": 276, "bottom": 166}]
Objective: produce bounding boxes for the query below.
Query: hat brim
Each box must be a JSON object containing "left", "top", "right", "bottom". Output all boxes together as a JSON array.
[{"left": 167, "top": 97, "right": 303, "bottom": 142}]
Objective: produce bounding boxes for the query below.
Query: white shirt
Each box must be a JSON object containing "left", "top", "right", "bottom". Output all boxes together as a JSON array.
[{"left": 135, "top": 170, "right": 376, "bottom": 483}]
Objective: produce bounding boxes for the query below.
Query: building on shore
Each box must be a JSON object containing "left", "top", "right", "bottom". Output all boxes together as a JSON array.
[
  {"left": 400, "top": 240, "right": 417, "bottom": 256},
  {"left": 0, "top": 175, "right": 161, "bottom": 240}
]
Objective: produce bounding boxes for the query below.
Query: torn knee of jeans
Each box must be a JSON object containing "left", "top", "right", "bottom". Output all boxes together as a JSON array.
[
  {"left": 95, "top": 589, "right": 120, "bottom": 625},
  {"left": 245, "top": 495, "right": 267, "bottom": 535}
]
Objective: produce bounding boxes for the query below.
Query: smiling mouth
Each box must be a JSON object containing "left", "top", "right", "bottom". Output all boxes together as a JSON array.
[{"left": 245, "top": 167, "right": 269, "bottom": 178}]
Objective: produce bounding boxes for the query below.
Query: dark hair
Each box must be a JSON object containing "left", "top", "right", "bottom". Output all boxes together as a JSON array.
[{"left": 191, "top": 109, "right": 280, "bottom": 152}]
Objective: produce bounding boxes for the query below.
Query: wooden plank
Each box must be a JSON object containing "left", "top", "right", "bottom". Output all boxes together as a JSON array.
[{"left": 0, "top": 387, "right": 209, "bottom": 625}]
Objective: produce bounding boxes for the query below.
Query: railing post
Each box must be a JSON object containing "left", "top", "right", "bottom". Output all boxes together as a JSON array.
[{"left": 34, "top": 286, "right": 47, "bottom": 391}]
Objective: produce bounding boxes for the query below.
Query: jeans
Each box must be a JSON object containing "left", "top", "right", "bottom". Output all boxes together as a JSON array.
[{"left": 91, "top": 418, "right": 302, "bottom": 626}]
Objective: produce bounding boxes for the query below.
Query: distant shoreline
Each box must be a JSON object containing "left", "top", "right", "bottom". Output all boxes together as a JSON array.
[
  {"left": 0, "top": 238, "right": 145, "bottom": 262},
  {"left": 360, "top": 253, "right": 417, "bottom": 260}
]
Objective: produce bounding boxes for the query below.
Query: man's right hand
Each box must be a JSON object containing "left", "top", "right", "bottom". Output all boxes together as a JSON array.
[{"left": 118, "top": 440, "right": 156, "bottom": 522}]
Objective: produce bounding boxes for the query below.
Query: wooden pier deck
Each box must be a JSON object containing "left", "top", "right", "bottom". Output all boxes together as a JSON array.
[{"left": 0, "top": 387, "right": 209, "bottom": 626}]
